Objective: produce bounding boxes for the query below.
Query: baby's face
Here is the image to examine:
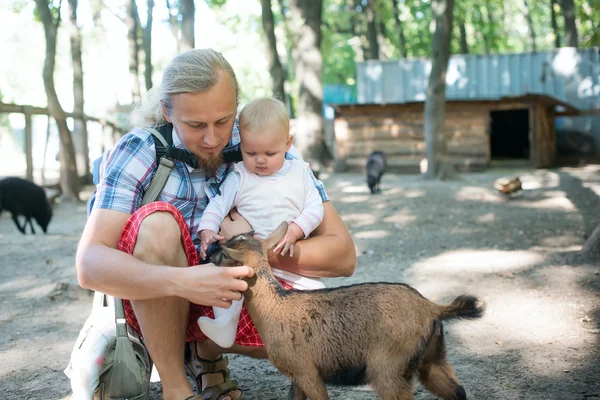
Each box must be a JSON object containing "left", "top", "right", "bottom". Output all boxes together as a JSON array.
[{"left": 240, "top": 124, "right": 292, "bottom": 176}]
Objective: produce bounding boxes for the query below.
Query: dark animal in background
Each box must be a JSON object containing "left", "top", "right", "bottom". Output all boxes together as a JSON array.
[
  {"left": 212, "top": 223, "right": 486, "bottom": 400},
  {"left": 0, "top": 177, "right": 53, "bottom": 234},
  {"left": 366, "top": 151, "right": 386, "bottom": 194}
]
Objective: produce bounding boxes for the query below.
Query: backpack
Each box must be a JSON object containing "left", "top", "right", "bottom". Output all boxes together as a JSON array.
[{"left": 69, "top": 124, "right": 241, "bottom": 399}]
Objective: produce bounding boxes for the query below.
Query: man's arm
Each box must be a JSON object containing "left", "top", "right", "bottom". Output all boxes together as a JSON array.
[
  {"left": 270, "top": 201, "right": 356, "bottom": 278},
  {"left": 76, "top": 208, "right": 251, "bottom": 307},
  {"left": 221, "top": 201, "right": 356, "bottom": 278}
]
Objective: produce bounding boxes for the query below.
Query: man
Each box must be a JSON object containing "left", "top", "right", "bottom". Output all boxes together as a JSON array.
[{"left": 76, "top": 49, "right": 356, "bottom": 400}]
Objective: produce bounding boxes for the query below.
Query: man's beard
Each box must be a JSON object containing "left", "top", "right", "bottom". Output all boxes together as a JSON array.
[{"left": 197, "top": 153, "right": 224, "bottom": 177}]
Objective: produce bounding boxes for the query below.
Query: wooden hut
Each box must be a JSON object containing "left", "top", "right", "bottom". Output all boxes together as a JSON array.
[{"left": 331, "top": 94, "right": 579, "bottom": 172}]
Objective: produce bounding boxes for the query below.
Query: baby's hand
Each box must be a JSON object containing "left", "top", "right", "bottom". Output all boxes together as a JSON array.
[
  {"left": 273, "top": 223, "right": 304, "bottom": 257},
  {"left": 200, "top": 230, "right": 225, "bottom": 260}
]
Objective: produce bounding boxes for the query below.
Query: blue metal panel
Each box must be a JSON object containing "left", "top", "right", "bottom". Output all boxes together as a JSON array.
[{"left": 356, "top": 48, "right": 600, "bottom": 110}]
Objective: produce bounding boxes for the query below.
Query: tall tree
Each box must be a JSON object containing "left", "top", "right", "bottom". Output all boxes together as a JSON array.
[
  {"left": 143, "top": 0, "right": 154, "bottom": 90},
  {"left": 180, "top": 0, "right": 195, "bottom": 51},
  {"left": 126, "top": 0, "right": 142, "bottom": 102},
  {"left": 561, "top": 0, "right": 578, "bottom": 46},
  {"left": 424, "top": 0, "right": 455, "bottom": 180},
  {"left": 67, "top": 0, "right": 90, "bottom": 182},
  {"left": 33, "top": 0, "right": 80, "bottom": 200},
  {"left": 166, "top": 0, "right": 180, "bottom": 54},
  {"left": 391, "top": 0, "right": 407, "bottom": 58},
  {"left": 289, "top": 0, "right": 331, "bottom": 166},
  {"left": 550, "top": 0, "right": 561, "bottom": 48},
  {"left": 261, "top": 0, "right": 286, "bottom": 98},
  {"left": 522, "top": 0, "right": 537, "bottom": 51},
  {"left": 364, "top": 0, "right": 379, "bottom": 59}
]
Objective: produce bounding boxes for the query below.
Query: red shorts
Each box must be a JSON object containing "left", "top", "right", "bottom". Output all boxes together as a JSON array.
[{"left": 118, "top": 202, "right": 291, "bottom": 347}]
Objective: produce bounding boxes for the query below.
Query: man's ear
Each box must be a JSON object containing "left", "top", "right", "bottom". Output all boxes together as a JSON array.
[
  {"left": 286, "top": 135, "right": 293, "bottom": 150},
  {"left": 161, "top": 101, "right": 172, "bottom": 123}
]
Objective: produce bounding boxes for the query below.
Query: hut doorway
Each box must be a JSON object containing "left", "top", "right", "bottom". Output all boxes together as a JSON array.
[{"left": 490, "top": 109, "right": 530, "bottom": 160}]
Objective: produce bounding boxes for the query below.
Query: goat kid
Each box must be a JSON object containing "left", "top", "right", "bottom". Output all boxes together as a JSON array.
[
  {"left": 211, "top": 223, "right": 485, "bottom": 400},
  {"left": 0, "top": 177, "right": 52, "bottom": 234}
]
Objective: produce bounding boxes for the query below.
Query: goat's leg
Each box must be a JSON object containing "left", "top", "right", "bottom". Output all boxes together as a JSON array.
[
  {"left": 286, "top": 382, "right": 307, "bottom": 400},
  {"left": 11, "top": 214, "right": 25, "bottom": 234},
  {"left": 418, "top": 323, "right": 466, "bottom": 400},
  {"left": 369, "top": 368, "right": 414, "bottom": 400},
  {"left": 289, "top": 373, "right": 329, "bottom": 400}
]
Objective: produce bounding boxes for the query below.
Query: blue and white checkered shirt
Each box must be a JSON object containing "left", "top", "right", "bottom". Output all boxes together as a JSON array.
[{"left": 93, "top": 121, "right": 328, "bottom": 248}]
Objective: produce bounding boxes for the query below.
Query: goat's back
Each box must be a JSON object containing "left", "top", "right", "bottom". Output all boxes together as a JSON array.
[{"left": 261, "top": 282, "right": 441, "bottom": 382}]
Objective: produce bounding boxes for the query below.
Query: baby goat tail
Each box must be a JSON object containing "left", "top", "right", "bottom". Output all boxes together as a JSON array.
[{"left": 439, "top": 295, "right": 485, "bottom": 321}]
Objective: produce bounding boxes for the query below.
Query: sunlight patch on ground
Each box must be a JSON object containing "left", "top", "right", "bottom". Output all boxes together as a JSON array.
[
  {"left": 383, "top": 211, "right": 417, "bottom": 226},
  {"left": 340, "top": 185, "right": 369, "bottom": 194},
  {"left": 476, "top": 212, "right": 496, "bottom": 223},
  {"left": 451, "top": 294, "right": 589, "bottom": 370},
  {"left": 455, "top": 186, "right": 504, "bottom": 203},
  {"left": 342, "top": 213, "right": 378, "bottom": 227},
  {"left": 412, "top": 249, "right": 543, "bottom": 275},
  {"left": 516, "top": 194, "right": 577, "bottom": 211},
  {"left": 339, "top": 195, "right": 371, "bottom": 203},
  {"left": 519, "top": 171, "right": 561, "bottom": 190},
  {"left": 353, "top": 230, "right": 391, "bottom": 239}
]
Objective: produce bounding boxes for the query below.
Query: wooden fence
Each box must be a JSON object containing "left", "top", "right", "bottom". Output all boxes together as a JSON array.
[{"left": 0, "top": 101, "right": 123, "bottom": 182}]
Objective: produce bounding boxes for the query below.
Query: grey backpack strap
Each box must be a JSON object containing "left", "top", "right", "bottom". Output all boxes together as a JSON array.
[{"left": 141, "top": 128, "right": 175, "bottom": 206}]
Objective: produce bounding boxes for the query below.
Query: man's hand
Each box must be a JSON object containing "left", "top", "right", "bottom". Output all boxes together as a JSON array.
[
  {"left": 199, "top": 229, "right": 225, "bottom": 260},
  {"left": 272, "top": 222, "right": 304, "bottom": 257},
  {"left": 178, "top": 263, "right": 254, "bottom": 308},
  {"left": 219, "top": 208, "right": 252, "bottom": 240}
]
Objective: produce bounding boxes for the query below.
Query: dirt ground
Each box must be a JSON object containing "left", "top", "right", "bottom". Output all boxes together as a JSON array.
[{"left": 1, "top": 166, "right": 600, "bottom": 400}]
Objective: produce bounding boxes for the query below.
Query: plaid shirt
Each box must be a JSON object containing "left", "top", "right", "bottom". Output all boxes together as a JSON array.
[{"left": 94, "top": 121, "right": 328, "bottom": 249}]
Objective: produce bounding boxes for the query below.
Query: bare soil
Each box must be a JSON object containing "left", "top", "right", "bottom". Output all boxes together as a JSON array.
[{"left": 1, "top": 166, "right": 599, "bottom": 400}]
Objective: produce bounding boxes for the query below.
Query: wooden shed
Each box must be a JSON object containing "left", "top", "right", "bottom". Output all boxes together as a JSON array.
[{"left": 331, "top": 94, "right": 579, "bottom": 172}]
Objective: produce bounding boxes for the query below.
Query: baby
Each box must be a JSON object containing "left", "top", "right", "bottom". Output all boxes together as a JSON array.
[{"left": 196, "top": 97, "right": 325, "bottom": 347}]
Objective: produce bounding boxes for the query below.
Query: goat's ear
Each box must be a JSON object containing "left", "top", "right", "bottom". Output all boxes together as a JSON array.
[
  {"left": 222, "top": 246, "right": 245, "bottom": 263},
  {"left": 265, "top": 222, "right": 288, "bottom": 249}
]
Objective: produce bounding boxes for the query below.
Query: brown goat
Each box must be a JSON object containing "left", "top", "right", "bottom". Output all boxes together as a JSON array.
[{"left": 211, "top": 223, "right": 485, "bottom": 400}]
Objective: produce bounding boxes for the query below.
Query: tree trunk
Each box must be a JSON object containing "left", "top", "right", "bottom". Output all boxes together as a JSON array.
[
  {"left": 166, "top": 0, "right": 180, "bottom": 53},
  {"left": 424, "top": 0, "right": 456, "bottom": 180},
  {"left": 34, "top": 0, "right": 80, "bottom": 201},
  {"left": 364, "top": 0, "right": 379, "bottom": 59},
  {"left": 143, "top": 0, "right": 154, "bottom": 90},
  {"left": 289, "top": 0, "right": 331, "bottom": 167},
  {"left": 261, "top": 0, "right": 286, "bottom": 98},
  {"left": 458, "top": 18, "right": 469, "bottom": 53},
  {"left": 476, "top": 8, "right": 489, "bottom": 53},
  {"left": 391, "top": 0, "right": 407, "bottom": 58},
  {"left": 127, "top": 0, "right": 142, "bottom": 103},
  {"left": 561, "top": 0, "right": 578, "bottom": 47},
  {"left": 550, "top": 0, "right": 561, "bottom": 48},
  {"left": 522, "top": 0, "right": 537, "bottom": 52},
  {"left": 180, "top": 0, "right": 195, "bottom": 51},
  {"left": 275, "top": 0, "right": 295, "bottom": 116},
  {"left": 68, "top": 0, "right": 90, "bottom": 183},
  {"left": 484, "top": 0, "right": 495, "bottom": 51},
  {"left": 377, "top": 19, "right": 388, "bottom": 60}
]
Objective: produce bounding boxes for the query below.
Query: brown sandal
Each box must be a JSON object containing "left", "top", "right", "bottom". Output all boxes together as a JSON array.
[{"left": 185, "top": 342, "right": 244, "bottom": 400}]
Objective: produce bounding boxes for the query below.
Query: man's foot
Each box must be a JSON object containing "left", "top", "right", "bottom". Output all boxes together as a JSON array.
[{"left": 185, "top": 342, "right": 244, "bottom": 400}]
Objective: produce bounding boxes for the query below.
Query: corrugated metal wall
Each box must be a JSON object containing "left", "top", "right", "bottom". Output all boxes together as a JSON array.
[
  {"left": 356, "top": 47, "right": 600, "bottom": 147},
  {"left": 357, "top": 48, "right": 599, "bottom": 109}
]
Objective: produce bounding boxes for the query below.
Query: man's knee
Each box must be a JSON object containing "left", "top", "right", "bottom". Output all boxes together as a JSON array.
[{"left": 133, "top": 211, "right": 187, "bottom": 266}]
